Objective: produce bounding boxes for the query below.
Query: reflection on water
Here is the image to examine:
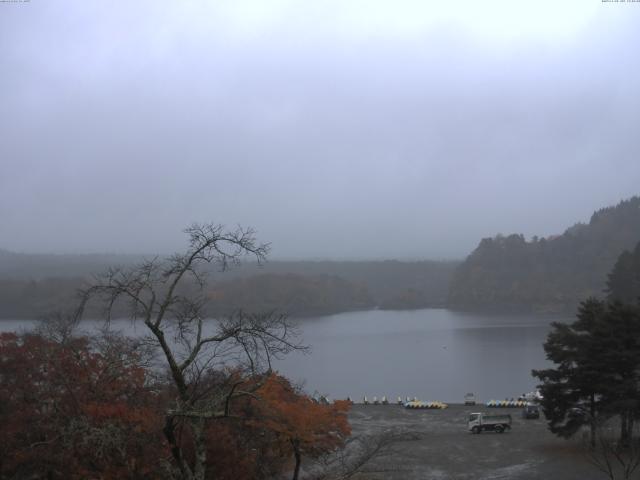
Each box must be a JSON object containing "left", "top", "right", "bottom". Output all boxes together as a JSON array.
[{"left": 0, "top": 308, "right": 569, "bottom": 403}]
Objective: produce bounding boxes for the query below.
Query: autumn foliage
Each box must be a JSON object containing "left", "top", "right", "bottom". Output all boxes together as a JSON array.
[
  {"left": 0, "top": 333, "right": 352, "bottom": 480},
  {"left": 180, "top": 373, "right": 352, "bottom": 480},
  {"left": 0, "top": 332, "right": 163, "bottom": 479},
  {"left": 249, "top": 374, "right": 351, "bottom": 479}
]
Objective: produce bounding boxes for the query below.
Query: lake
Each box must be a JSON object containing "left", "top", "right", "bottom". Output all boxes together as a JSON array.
[{"left": 0, "top": 308, "right": 568, "bottom": 403}]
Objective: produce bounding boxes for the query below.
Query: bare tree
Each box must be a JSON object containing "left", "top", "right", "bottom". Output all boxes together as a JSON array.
[{"left": 75, "top": 223, "right": 306, "bottom": 480}]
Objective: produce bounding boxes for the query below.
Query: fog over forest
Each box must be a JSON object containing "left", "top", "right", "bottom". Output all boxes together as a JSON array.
[
  {"left": 1, "top": 1, "right": 640, "bottom": 259},
  {"left": 5, "top": 5, "right": 640, "bottom": 480}
]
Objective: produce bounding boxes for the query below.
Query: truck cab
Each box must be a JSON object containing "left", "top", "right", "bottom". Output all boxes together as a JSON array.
[{"left": 468, "top": 413, "right": 481, "bottom": 428}]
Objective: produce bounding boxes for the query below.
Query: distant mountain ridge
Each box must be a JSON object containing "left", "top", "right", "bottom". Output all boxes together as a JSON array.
[{"left": 448, "top": 196, "right": 640, "bottom": 312}]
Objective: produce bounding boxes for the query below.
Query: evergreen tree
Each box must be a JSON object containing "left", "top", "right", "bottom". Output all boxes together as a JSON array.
[
  {"left": 533, "top": 299, "right": 640, "bottom": 446},
  {"left": 593, "top": 301, "right": 640, "bottom": 445},
  {"left": 532, "top": 298, "right": 607, "bottom": 446}
]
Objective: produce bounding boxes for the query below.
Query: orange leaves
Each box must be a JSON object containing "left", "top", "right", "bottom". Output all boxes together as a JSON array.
[
  {"left": 253, "top": 374, "right": 351, "bottom": 456},
  {"left": 0, "top": 333, "right": 351, "bottom": 479},
  {"left": 0, "top": 332, "right": 164, "bottom": 479},
  {"left": 198, "top": 373, "right": 352, "bottom": 479}
]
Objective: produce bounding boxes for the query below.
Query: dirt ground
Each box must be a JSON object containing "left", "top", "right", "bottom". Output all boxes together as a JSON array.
[{"left": 346, "top": 404, "right": 611, "bottom": 480}]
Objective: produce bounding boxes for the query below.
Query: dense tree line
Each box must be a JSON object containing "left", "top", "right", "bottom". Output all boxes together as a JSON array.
[
  {"left": 207, "top": 273, "right": 373, "bottom": 317},
  {"left": 0, "top": 277, "right": 82, "bottom": 318},
  {"left": 0, "top": 258, "right": 457, "bottom": 320},
  {"left": 607, "top": 241, "right": 640, "bottom": 305},
  {"left": 449, "top": 196, "right": 640, "bottom": 312},
  {"left": 0, "top": 274, "right": 373, "bottom": 320}
]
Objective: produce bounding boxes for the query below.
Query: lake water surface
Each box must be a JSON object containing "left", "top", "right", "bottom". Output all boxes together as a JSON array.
[{"left": 0, "top": 308, "right": 568, "bottom": 403}]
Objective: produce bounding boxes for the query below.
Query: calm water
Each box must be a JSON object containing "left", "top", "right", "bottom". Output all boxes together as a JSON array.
[
  {"left": 274, "top": 309, "right": 566, "bottom": 403},
  {"left": 0, "top": 309, "right": 567, "bottom": 403}
]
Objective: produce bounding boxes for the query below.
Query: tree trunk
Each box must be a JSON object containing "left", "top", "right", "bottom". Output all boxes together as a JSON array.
[
  {"left": 163, "top": 416, "right": 193, "bottom": 480},
  {"left": 291, "top": 439, "right": 302, "bottom": 480},
  {"left": 620, "top": 411, "right": 630, "bottom": 447},
  {"left": 590, "top": 394, "right": 597, "bottom": 448},
  {"left": 620, "top": 411, "right": 634, "bottom": 448},
  {"left": 192, "top": 417, "right": 208, "bottom": 480}
]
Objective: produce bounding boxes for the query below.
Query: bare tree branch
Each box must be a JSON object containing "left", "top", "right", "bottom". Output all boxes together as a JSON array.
[
  {"left": 310, "top": 429, "right": 422, "bottom": 480},
  {"left": 75, "top": 223, "right": 302, "bottom": 480}
]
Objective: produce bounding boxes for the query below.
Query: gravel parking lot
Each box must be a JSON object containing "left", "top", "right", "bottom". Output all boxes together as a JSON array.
[{"left": 347, "top": 404, "right": 604, "bottom": 480}]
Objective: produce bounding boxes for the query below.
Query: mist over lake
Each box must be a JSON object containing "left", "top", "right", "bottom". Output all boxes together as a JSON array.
[{"left": 3, "top": 1, "right": 640, "bottom": 477}]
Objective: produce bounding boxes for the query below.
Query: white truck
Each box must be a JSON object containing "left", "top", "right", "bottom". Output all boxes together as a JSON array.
[{"left": 468, "top": 412, "right": 512, "bottom": 434}]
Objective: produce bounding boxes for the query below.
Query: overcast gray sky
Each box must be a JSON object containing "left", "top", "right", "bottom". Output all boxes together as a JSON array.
[{"left": 1, "top": 0, "right": 639, "bottom": 259}]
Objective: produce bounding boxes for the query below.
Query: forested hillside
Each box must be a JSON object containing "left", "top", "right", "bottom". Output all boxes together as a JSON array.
[
  {"left": 226, "top": 260, "right": 457, "bottom": 311},
  {"left": 448, "top": 196, "right": 640, "bottom": 312},
  {"left": 0, "top": 253, "right": 457, "bottom": 319},
  {"left": 207, "top": 274, "right": 373, "bottom": 317},
  {"left": 606, "top": 240, "right": 640, "bottom": 303}
]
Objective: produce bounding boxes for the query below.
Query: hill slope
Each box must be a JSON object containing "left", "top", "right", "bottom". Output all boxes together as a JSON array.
[{"left": 448, "top": 196, "right": 640, "bottom": 312}]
